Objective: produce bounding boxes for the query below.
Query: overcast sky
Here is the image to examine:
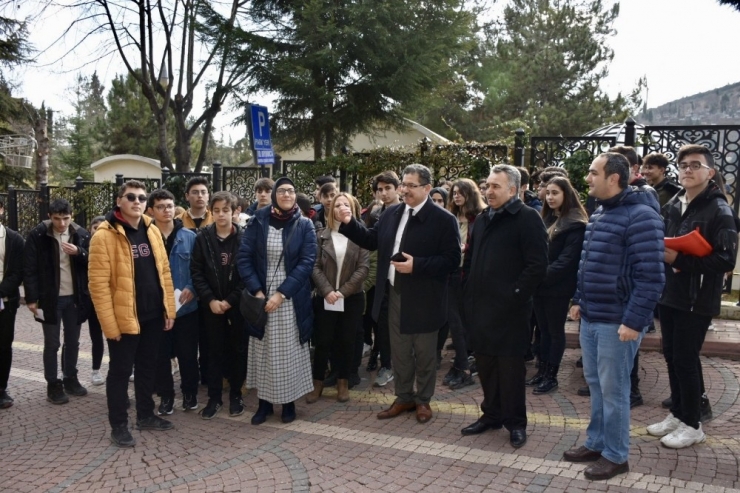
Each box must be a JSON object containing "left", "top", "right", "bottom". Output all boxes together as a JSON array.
[{"left": 8, "top": 0, "right": 740, "bottom": 139}]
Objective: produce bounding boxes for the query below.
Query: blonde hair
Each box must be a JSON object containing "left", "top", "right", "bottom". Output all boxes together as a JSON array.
[{"left": 326, "top": 192, "right": 360, "bottom": 230}]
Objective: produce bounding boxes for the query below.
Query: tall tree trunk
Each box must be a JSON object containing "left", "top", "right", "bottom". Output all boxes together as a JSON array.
[
  {"left": 194, "top": 117, "right": 214, "bottom": 173},
  {"left": 34, "top": 111, "right": 49, "bottom": 188}
]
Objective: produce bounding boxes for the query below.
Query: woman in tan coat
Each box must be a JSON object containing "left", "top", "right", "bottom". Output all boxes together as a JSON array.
[{"left": 307, "top": 193, "right": 369, "bottom": 403}]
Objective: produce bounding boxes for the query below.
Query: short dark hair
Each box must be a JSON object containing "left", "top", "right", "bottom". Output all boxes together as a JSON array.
[
  {"left": 254, "top": 177, "right": 274, "bottom": 192},
  {"left": 49, "top": 199, "right": 73, "bottom": 215},
  {"left": 90, "top": 215, "right": 105, "bottom": 229},
  {"left": 319, "top": 182, "right": 338, "bottom": 198},
  {"left": 609, "top": 145, "right": 639, "bottom": 167},
  {"left": 315, "top": 175, "right": 336, "bottom": 187},
  {"left": 373, "top": 171, "right": 400, "bottom": 191},
  {"left": 147, "top": 189, "right": 176, "bottom": 209},
  {"left": 185, "top": 176, "right": 209, "bottom": 194},
  {"left": 118, "top": 180, "right": 147, "bottom": 197},
  {"left": 209, "top": 191, "right": 236, "bottom": 210},
  {"left": 677, "top": 144, "right": 715, "bottom": 168},
  {"left": 236, "top": 196, "right": 249, "bottom": 212},
  {"left": 402, "top": 164, "right": 432, "bottom": 186},
  {"left": 643, "top": 152, "right": 669, "bottom": 169},
  {"left": 600, "top": 152, "right": 630, "bottom": 189},
  {"left": 515, "top": 166, "right": 531, "bottom": 187},
  {"left": 538, "top": 168, "right": 568, "bottom": 186},
  {"left": 295, "top": 192, "right": 312, "bottom": 216}
]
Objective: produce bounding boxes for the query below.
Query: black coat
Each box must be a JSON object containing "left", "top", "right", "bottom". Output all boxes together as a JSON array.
[
  {"left": 660, "top": 181, "right": 740, "bottom": 316},
  {"left": 23, "top": 221, "right": 90, "bottom": 325},
  {"left": 339, "top": 199, "right": 461, "bottom": 334},
  {"left": 536, "top": 215, "right": 586, "bottom": 298},
  {"left": 463, "top": 199, "right": 548, "bottom": 356},
  {"left": 0, "top": 226, "right": 25, "bottom": 308}
]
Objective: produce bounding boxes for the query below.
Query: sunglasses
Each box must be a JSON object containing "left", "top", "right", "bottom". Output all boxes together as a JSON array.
[{"left": 123, "top": 193, "right": 148, "bottom": 203}]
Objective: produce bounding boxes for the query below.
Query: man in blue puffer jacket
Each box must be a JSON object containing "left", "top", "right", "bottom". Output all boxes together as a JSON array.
[{"left": 563, "top": 152, "right": 665, "bottom": 481}]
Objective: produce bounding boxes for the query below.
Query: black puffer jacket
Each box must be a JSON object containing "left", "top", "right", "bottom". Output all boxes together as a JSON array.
[
  {"left": 24, "top": 221, "right": 90, "bottom": 325},
  {"left": 536, "top": 213, "right": 586, "bottom": 298},
  {"left": 660, "top": 181, "right": 740, "bottom": 316},
  {"left": 0, "top": 227, "right": 25, "bottom": 308}
]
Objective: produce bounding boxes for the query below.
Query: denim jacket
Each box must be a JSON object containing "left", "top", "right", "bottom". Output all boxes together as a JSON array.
[{"left": 170, "top": 225, "right": 198, "bottom": 317}]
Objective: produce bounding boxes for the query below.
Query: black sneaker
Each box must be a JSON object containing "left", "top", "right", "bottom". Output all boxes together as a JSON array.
[
  {"left": 110, "top": 424, "right": 135, "bottom": 447},
  {"left": 229, "top": 397, "right": 244, "bottom": 417},
  {"left": 348, "top": 373, "right": 361, "bottom": 389},
  {"left": 366, "top": 350, "right": 379, "bottom": 372},
  {"left": 629, "top": 391, "right": 644, "bottom": 409},
  {"left": 63, "top": 376, "right": 88, "bottom": 397},
  {"left": 576, "top": 357, "right": 583, "bottom": 368},
  {"left": 47, "top": 380, "right": 69, "bottom": 405},
  {"left": 468, "top": 361, "right": 478, "bottom": 377},
  {"left": 443, "top": 367, "right": 458, "bottom": 386},
  {"left": 136, "top": 415, "right": 174, "bottom": 431},
  {"left": 0, "top": 390, "right": 13, "bottom": 409},
  {"left": 661, "top": 396, "right": 673, "bottom": 409},
  {"left": 200, "top": 400, "right": 222, "bottom": 420},
  {"left": 700, "top": 396, "right": 713, "bottom": 423},
  {"left": 182, "top": 394, "right": 199, "bottom": 411},
  {"left": 158, "top": 397, "right": 174, "bottom": 416},
  {"left": 449, "top": 370, "right": 475, "bottom": 390},
  {"left": 577, "top": 386, "right": 590, "bottom": 397}
]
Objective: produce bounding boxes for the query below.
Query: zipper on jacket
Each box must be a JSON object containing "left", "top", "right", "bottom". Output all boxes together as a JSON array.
[{"left": 112, "top": 222, "right": 140, "bottom": 332}]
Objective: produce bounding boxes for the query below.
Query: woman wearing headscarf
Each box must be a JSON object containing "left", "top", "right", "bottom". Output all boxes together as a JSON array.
[{"left": 237, "top": 177, "right": 317, "bottom": 424}]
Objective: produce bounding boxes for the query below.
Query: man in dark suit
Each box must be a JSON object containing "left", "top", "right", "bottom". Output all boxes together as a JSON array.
[
  {"left": 462, "top": 165, "right": 548, "bottom": 448},
  {"left": 338, "top": 164, "right": 460, "bottom": 424}
]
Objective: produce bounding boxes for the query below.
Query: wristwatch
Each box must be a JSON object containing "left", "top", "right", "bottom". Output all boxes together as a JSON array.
[{"left": 278, "top": 292, "right": 286, "bottom": 300}]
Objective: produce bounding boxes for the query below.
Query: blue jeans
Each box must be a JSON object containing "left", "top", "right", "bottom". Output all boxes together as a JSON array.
[
  {"left": 42, "top": 296, "right": 81, "bottom": 383},
  {"left": 580, "top": 317, "right": 643, "bottom": 464}
]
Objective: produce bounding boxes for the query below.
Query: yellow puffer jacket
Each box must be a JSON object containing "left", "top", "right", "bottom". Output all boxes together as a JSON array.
[
  {"left": 176, "top": 209, "right": 214, "bottom": 230},
  {"left": 88, "top": 213, "right": 176, "bottom": 339}
]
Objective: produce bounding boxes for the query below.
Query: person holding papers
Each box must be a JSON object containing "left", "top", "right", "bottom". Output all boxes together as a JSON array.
[
  {"left": 307, "top": 193, "right": 369, "bottom": 404},
  {"left": 648, "top": 144, "right": 740, "bottom": 449}
]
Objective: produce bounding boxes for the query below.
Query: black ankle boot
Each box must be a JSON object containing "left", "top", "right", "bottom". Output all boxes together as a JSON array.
[
  {"left": 281, "top": 402, "right": 296, "bottom": 423},
  {"left": 251, "top": 399, "right": 274, "bottom": 425},
  {"left": 533, "top": 364, "right": 559, "bottom": 395},
  {"left": 525, "top": 361, "right": 546, "bottom": 386}
]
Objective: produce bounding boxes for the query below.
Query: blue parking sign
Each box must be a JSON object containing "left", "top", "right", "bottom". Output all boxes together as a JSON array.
[{"left": 249, "top": 105, "right": 275, "bottom": 166}]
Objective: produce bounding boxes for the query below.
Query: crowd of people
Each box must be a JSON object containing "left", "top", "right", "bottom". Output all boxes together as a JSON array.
[{"left": 0, "top": 142, "right": 737, "bottom": 482}]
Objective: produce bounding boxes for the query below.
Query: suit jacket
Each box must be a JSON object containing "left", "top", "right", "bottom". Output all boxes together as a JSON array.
[{"left": 339, "top": 199, "right": 460, "bottom": 334}]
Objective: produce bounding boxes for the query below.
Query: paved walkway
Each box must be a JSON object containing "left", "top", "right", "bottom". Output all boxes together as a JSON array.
[{"left": 3, "top": 308, "right": 740, "bottom": 493}]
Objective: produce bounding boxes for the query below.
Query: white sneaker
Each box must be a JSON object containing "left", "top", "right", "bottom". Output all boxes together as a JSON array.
[
  {"left": 91, "top": 370, "right": 104, "bottom": 386},
  {"left": 374, "top": 367, "right": 394, "bottom": 387},
  {"left": 707, "top": 324, "right": 715, "bottom": 331},
  {"left": 129, "top": 371, "right": 135, "bottom": 382},
  {"left": 661, "top": 422, "right": 706, "bottom": 448},
  {"left": 647, "top": 413, "right": 681, "bottom": 437}
]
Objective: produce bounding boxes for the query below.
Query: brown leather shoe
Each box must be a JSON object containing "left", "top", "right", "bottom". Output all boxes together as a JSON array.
[
  {"left": 336, "top": 379, "right": 350, "bottom": 403},
  {"left": 377, "top": 400, "right": 416, "bottom": 419},
  {"left": 563, "top": 445, "right": 601, "bottom": 463},
  {"left": 305, "top": 379, "right": 324, "bottom": 404},
  {"left": 583, "top": 457, "right": 629, "bottom": 481},
  {"left": 416, "top": 403, "right": 433, "bottom": 423}
]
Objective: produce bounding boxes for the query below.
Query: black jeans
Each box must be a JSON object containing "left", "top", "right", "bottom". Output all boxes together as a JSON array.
[
  {"left": 88, "top": 309, "right": 104, "bottom": 371},
  {"left": 476, "top": 353, "right": 527, "bottom": 431},
  {"left": 106, "top": 317, "right": 165, "bottom": 426},
  {"left": 155, "top": 310, "right": 200, "bottom": 398},
  {"left": 660, "top": 305, "right": 712, "bottom": 429},
  {"left": 0, "top": 305, "right": 18, "bottom": 390},
  {"left": 313, "top": 293, "right": 364, "bottom": 380},
  {"left": 204, "top": 309, "right": 247, "bottom": 403},
  {"left": 533, "top": 295, "right": 569, "bottom": 367},
  {"left": 446, "top": 271, "right": 468, "bottom": 370},
  {"left": 42, "top": 296, "right": 81, "bottom": 382},
  {"left": 375, "top": 288, "right": 392, "bottom": 369},
  {"left": 197, "top": 305, "right": 209, "bottom": 385}
]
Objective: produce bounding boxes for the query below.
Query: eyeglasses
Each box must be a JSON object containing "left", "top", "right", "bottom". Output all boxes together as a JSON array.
[
  {"left": 188, "top": 189, "right": 209, "bottom": 196},
  {"left": 399, "top": 182, "right": 425, "bottom": 189},
  {"left": 154, "top": 204, "right": 175, "bottom": 211},
  {"left": 678, "top": 161, "right": 711, "bottom": 172},
  {"left": 276, "top": 188, "right": 296, "bottom": 196},
  {"left": 123, "top": 193, "right": 148, "bottom": 203}
]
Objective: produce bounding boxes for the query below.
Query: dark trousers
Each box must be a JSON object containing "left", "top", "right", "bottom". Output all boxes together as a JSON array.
[
  {"left": 313, "top": 293, "right": 364, "bottom": 380},
  {"left": 0, "top": 305, "right": 18, "bottom": 390},
  {"left": 476, "top": 352, "right": 527, "bottom": 431},
  {"left": 198, "top": 306, "right": 209, "bottom": 385},
  {"left": 533, "top": 295, "right": 569, "bottom": 366},
  {"left": 387, "top": 286, "right": 437, "bottom": 404},
  {"left": 106, "top": 317, "right": 164, "bottom": 426},
  {"left": 375, "top": 289, "right": 392, "bottom": 368},
  {"left": 155, "top": 310, "right": 200, "bottom": 398},
  {"left": 446, "top": 271, "right": 468, "bottom": 370},
  {"left": 363, "top": 287, "right": 376, "bottom": 347},
  {"left": 204, "top": 310, "right": 247, "bottom": 403},
  {"left": 352, "top": 309, "right": 365, "bottom": 374},
  {"left": 42, "top": 296, "right": 81, "bottom": 382},
  {"left": 88, "top": 309, "right": 104, "bottom": 371},
  {"left": 660, "top": 305, "right": 711, "bottom": 428}
]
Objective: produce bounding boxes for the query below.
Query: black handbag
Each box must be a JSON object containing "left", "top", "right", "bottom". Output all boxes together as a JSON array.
[{"left": 240, "top": 220, "right": 299, "bottom": 327}]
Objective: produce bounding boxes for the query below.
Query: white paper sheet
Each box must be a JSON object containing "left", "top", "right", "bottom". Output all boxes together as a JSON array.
[
  {"left": 174, "top": 289, "right": 183, "bottom": 312},
  {"left": 324, "top": 297, "right": 345, "bottom": 312}
]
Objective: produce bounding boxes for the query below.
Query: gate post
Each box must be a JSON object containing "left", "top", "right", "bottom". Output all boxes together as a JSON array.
[{"left": 514, "top": 129, "right": 525, "bottom": 167}]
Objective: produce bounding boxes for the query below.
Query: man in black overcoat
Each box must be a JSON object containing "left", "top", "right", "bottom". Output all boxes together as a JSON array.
[
  {"left": 338, "top": 164, "right": 460, "bottom": 424},
  {"left": 462, "top": 165, "right": 548, "bottom": 448}
]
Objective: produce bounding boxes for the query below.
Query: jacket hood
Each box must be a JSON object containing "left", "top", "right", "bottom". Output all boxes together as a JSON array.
[
  {"left": 601, "top": 187, "right": 661, "bottom": 214},
  {"left": 105, "top": 207, "right": 152, "bottom": 232}
]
